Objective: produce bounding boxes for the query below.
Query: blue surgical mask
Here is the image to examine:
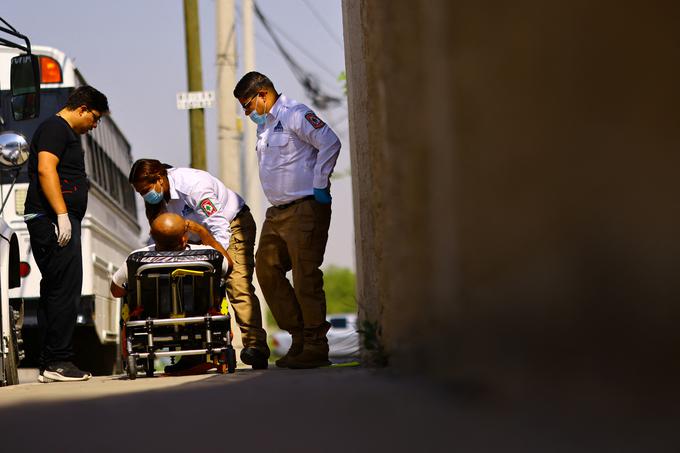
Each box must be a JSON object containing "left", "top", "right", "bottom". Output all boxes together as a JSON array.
[
  {"left": 248, "top": 97, "right": 267, "bottom": 125},
  {"left": 143, "top": 188, "right": 164, "bottom": 205}
]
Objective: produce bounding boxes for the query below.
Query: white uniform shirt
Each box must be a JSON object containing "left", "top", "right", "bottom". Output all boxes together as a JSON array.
[
  {"left": 255, "top": 94, "right": 341, "bottom": 206},
  {"left": 111, "top": 244, "right": 229, "bottom": 288},
  {"left": 165, "top": 167, "right": 244, "bottom": 250}
]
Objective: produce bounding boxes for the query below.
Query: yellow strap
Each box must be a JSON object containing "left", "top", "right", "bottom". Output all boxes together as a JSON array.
[{"left": 171, "top": 268, "right": 205, "bottom": 278}]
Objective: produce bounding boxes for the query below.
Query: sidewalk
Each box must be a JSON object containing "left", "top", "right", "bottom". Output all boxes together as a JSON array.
[{"left": 0, "top": 365, "right": 674, "bottom": 452}]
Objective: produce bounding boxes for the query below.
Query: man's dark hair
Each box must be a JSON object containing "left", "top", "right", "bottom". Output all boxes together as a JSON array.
[
  {"left": 233, "top": 71, "right": 276, "bottom": 99},
  {"left": 64, "top": 85, "right": 110, "bottom": 113}
]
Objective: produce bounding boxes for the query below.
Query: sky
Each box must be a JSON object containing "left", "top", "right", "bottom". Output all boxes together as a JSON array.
[{"left": 4, "top": 0, "right": 355, "bottom": 270}]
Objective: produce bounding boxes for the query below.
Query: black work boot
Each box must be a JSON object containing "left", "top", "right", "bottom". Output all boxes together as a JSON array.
[
  {"left": 286, "top": 342, "right": 331, "bottom": 369},
  {"left": 275, "top": 340, "right": 303, "bottom": 368},
  {"left": 241, "top": 347, "right": 270, "bottom": 369}
]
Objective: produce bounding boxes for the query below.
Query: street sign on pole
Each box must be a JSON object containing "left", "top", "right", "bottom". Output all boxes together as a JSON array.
[{"left": 176, "top": 91, "right": 215, "bottom": 110}]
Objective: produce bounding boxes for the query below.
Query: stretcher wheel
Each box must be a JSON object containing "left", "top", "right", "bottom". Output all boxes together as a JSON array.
[
  {"left": 145, "top": 357, "right": 155, "bottom": 377},
  {"left": 214, "top": 352, "right": 228, "bottom": 374},
  {"left": 127, "top": 355, "right": 137, "bottom": 380},
  {"left": 227, "top": 348, "right": 236, "bottom": 373}
]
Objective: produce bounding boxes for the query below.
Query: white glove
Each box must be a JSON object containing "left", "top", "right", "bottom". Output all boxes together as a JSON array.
[{"left": 56, "top": 213, "right": 72, "bottom": 247}]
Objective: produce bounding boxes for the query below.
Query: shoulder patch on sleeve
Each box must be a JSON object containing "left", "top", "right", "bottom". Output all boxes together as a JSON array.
[
  {"left": 304, "top": 111, "right": 325, "bottom": 129},
  {"left": 199, "top": 198, "right": 218, "bottom": 216}
]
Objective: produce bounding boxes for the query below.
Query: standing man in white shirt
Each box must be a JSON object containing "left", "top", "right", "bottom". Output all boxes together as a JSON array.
[
  {"left": 233, "top": 72, "right": 341, "bottom": 368},
  {"left": 128, "top": 160, "right": 269, "bottom": 369}
]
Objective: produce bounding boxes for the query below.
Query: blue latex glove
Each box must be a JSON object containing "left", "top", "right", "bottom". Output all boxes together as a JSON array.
[{"left": 313, "top": 187, "right": 332, "bottom": 204}]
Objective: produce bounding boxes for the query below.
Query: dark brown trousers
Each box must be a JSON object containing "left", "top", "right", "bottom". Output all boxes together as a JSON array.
[{"left": 256, "top": 199, "right": 332, "bottom": 345}]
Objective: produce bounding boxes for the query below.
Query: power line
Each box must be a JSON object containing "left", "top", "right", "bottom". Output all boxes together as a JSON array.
[
  {"left": 236, "top": 2, "right": 345, "bottom": 107},
  {"left": 259, "top": 9, "right": 341, "bottom": 81},
  {"left": 256, "top": 33, "right": 340, "bottom": 98},
  {"left": 253, "top": 0, "right": 342, "bottom": 110},
  {"left": 254, "top": 30, "right": 281, "bottom": 57},
  {"left": 237, "top": 5, "right": 332, "bottom": 82},
  {"left": 300, "top": 0, "right": 344, "bottom": 50}
]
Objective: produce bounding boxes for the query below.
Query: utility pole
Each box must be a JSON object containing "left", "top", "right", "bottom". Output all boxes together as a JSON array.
[
  {"left": 242, "top": 0, "right": 262, "bottom": 226},
  {"left": 183, "top": 0, "right": 207, "bottom": 170},
  {"left": 241, "top": 0, "right": 269, "bottom": 339},
  {"left": 216, "top": 0, "right": 240, "bottom": 192}
]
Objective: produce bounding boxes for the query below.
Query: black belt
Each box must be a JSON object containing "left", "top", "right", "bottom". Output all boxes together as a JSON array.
[
  {"left": 274, "top": 195, "right": 314, "bottom": 210},
  {"left": 233, "top": 204, "right": 250, "bottom": 220}
]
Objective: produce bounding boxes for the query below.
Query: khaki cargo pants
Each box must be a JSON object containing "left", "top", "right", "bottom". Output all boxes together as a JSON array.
[
  {"left": 255, "top": 198, "right": 332, "bottom": 346},
  {"left": 226, "top": 209, "right": 269, "bottom": 353}
]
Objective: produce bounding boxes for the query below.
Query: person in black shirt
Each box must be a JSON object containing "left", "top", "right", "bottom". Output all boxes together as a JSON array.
[{"left": 24, "top": 86, "right": 109, "bottom": 383}]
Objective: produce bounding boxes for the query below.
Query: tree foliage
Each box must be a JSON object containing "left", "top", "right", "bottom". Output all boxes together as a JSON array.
[
  {"left": 264, "top": 266, "right": 357, "bottom": 327},
  {"left": 323, "top": 265, "right": 356, "bottom": 314}
]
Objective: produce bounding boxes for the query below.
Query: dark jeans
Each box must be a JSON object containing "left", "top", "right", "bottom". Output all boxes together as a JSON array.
[{"left": 27, "top": 215, "right": 83, "bottom": 368}]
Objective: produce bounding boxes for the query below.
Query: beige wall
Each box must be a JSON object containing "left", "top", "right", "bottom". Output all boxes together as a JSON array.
[{"left": 343, "top": 0, "right": 680, "bottom": 395}]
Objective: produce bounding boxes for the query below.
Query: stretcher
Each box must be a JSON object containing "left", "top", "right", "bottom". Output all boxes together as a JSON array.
[{"left": 121, "top": 249, "right": 236, "bottom": 379}]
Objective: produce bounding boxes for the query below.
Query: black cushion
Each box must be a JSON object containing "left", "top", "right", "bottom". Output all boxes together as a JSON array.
[{"left": 125, "top": 249, "right": 224, "bottom": 319}]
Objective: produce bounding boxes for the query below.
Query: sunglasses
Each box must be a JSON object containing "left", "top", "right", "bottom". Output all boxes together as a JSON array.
[{"left": 241, "top": 93, "right": 258, "bottom": 111}]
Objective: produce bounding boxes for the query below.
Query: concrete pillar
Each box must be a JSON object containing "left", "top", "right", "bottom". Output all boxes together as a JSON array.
[{"left": 343, "top": 0, "right": 680, "bottom": 397}]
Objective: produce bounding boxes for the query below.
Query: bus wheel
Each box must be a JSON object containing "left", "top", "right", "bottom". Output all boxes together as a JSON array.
[{"left": 1, "top": 326, "right": 20, "bottom": 386}]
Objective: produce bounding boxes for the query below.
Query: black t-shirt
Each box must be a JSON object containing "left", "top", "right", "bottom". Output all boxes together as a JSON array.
[{"left": 24, "top": 115, "right": 89, "bottom": 220}]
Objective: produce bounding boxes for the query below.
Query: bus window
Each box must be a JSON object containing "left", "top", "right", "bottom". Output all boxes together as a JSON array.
[{"left": 10, "top": 54, "right": 40, "bottom": 120}]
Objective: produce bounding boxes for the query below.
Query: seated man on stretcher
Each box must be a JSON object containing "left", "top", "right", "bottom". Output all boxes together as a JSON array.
[
  {"left": 110, "top": 212, "right": 231, "bottom": 297},
  {"left": 110, "top": 212, "right": 231, "bottom": 374}
]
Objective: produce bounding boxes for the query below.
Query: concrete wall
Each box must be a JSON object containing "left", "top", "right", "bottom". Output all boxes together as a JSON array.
[{"left": 342, "top": 0, "right": 680, "bottom": 396}]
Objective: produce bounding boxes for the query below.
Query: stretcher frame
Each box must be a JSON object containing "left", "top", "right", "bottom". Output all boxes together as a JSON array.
[{"left": 121, "top": 252, "right": 236, "bottom": 379}]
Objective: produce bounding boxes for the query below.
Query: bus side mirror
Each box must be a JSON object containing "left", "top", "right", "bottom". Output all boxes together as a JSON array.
[
  {"left": 10, "top": 53, "right": 41, "bottom": 121},
  {"left": 0, "top": 131, "right": 29, "bottom": 168}
]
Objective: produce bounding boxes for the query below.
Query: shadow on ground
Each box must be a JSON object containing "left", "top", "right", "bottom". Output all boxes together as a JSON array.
[{"left": 0, "top": 366, "right": 677, "bottom": 452}]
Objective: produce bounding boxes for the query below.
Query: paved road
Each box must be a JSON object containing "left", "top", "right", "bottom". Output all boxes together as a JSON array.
[{"left": 0, "top": 365, "right": 674, "bottom": 452}]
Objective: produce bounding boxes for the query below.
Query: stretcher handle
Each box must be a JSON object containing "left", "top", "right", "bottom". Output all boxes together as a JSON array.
[{"left": 171, "top": 268, "right": 206, "bottom": 278}]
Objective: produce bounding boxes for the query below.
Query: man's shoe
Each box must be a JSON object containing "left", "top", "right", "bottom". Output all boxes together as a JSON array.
[
  {"left": 275, "top": 343, "right": 303, "bottom": 368},
  {"left": 286, "top": 346, "right": 331, "bottom": 369},
  {"left": 38, "top": 369, "right": 52, "bottom": 383},
  {"left": 240, "top": 348, "right": 269, "bottom": 369},
  {"left": 42, "top": 362, "right": 92, "bottom": 382}
]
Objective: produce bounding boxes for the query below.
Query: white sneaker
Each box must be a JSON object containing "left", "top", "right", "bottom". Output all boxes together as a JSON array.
[{"left": 37, "top": 371, "right": 53, "bottom": 383}]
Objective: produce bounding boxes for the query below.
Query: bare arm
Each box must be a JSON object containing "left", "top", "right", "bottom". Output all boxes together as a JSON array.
[
  {"left": 185, "top": 219, "right": 234, "bottom": 269},
  {"left": 110, "top": 281, "right": 127, "bottom": 298},
  {"left": 37, "top": 152, "right": 67, "bottom": 214}
]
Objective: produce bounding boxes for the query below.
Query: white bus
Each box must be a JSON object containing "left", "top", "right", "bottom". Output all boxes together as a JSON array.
[{"left": 0, "top": 45, "right": 141, "bottom": 374}]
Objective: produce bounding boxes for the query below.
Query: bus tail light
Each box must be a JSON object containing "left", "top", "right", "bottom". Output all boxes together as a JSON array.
[
  {"left": 39, "top": 56, "right": 62, "bottom": 84},
  {"left": 19, "top": 261, "right": 31, "bottom": 278}
]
